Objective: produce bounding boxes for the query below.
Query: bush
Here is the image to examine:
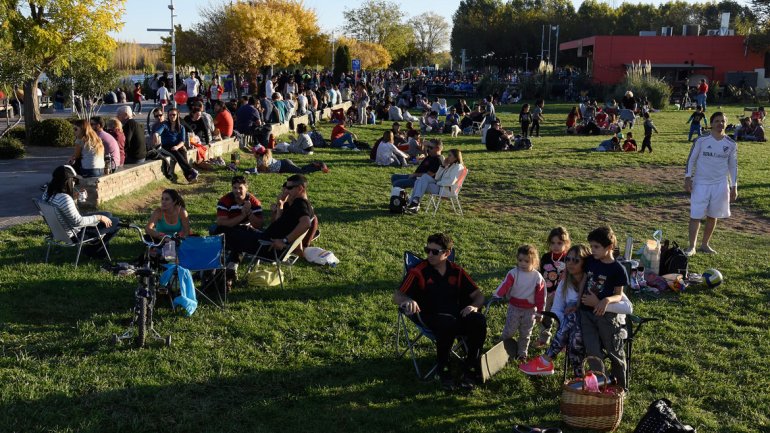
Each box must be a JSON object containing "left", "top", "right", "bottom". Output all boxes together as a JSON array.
[
  {"left": 617, "top": 75, "right": 672, "bottom": 110},
  {"left": 0, "top": 136, "right": 25, "bottom": 159},
  {"left": 28, "top": 118, "right": 75, "bottom": 147},
  {"left": 5, "top": 126, "right": 26, "bottom": 141}
]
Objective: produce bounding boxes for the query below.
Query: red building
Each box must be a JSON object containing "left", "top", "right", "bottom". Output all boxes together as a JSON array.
[{"left": 559, "top": 35, "right": 767, "bottom": 86}]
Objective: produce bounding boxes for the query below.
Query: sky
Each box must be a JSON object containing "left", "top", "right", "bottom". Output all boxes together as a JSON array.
[{"left": 114, "top": 0, "right": 751, "bottom": 44}]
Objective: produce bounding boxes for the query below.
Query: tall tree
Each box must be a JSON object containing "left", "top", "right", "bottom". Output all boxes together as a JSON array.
[
  {"left": 334, "top": 45, "right": 351, "bottom": 78},
  {"left": 343, "top": 0, "right": 413, "bottom": 59},
  {"left": 0, "top": 0, "right": 125, "bottom": 139},
  {"left": 337, "top": 37, "right": 392, "bottom": 70},
  {"left": 408, "top": 12, "right": 451, "bottom": 65}
]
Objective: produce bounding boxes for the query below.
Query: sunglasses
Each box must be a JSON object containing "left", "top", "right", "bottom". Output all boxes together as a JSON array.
[
  {"left": 565, "top": 257, "right": 581, "bottom": 264},
  {"left": 282, "top": 183, "right": 298, "bottom": 190},
  {"left": 424, "top": 247, "right": 445, "bottom": 256},
  {"left": 154, "top": 114, "right": 163, "bottom": 118}
]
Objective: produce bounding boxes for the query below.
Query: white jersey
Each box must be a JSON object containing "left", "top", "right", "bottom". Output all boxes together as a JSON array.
[
  {"left": 685, "top": 134, "right": 737, "bottom": 187},
  {"left": 184, "top": 77, "right": 199, "bottom": 98}
]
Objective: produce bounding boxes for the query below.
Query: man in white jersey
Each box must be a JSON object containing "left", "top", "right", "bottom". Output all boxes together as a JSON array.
[{"left": 684, "top": 112, "right": 738, "bottom": 256}]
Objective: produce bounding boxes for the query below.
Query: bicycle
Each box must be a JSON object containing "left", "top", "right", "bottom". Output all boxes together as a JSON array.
[{"left": 111, "top": 223, "right": 177, "bottom": 348}]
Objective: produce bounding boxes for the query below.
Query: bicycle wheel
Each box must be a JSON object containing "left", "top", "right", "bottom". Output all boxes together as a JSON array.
[{"left": 136, "top": 296, "right": 148, "bottom": 348}]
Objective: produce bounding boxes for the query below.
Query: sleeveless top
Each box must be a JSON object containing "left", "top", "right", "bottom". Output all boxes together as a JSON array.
[{"left": 155, "top": 209, "right": 183, "bottom": 235}]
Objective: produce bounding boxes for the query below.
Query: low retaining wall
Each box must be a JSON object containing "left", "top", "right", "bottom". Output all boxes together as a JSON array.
[{"left": 79, "top": 137, "right": 241, "bottom": 208}]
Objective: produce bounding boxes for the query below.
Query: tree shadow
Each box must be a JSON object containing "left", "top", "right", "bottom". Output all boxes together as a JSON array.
[{"left": 0, "top": 356, "right": 516, "bottom": 432}]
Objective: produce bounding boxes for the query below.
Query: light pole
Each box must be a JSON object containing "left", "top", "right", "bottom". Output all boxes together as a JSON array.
[
  {"left": 552, "top": 25, "right": 560, "bottom": 71},
  {"left": 147, "top": 0, "right": 177, "bottom": 108},
  {"left": 522, "top": 52, "right": 532, "bottom": 72}
]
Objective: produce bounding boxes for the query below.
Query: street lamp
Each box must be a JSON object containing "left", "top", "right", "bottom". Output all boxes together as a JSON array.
[
  {"left": 147, "top": 0, "right": 177, "bottom": 107},
  {"left": 552, "top": 25, "right": 560, "bottom": 71}
]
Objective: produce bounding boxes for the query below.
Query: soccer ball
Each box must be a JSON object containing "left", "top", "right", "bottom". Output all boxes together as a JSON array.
[{"left": 702, "top": 268, "right": 723, "bottom": 288}]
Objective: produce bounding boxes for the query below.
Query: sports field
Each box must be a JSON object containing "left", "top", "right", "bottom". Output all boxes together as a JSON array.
[{"left": 1, "top": 103, "right": 768, "bottom": 432}]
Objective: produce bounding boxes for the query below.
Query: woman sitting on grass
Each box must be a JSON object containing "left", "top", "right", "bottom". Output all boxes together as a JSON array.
[
  {"left": 145, "top": 189, "right": 190, "bottom": 241},
  {"left": 566, "top": 106, "right": 581, "bottom": 134},
  {"left": 253, "top": 144, "right": 328, "bottom": 174},
  {"left": 375, "top": 131, "right": 409, "bottom": 167}
]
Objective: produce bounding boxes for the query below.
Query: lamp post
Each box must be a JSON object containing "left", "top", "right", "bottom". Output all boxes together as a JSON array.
[
  {"left": 552, "top": 25, "right": 560, "bottom": 71},
  {"left": 147, "top": 0, "right": 177, "bottom": 108}
]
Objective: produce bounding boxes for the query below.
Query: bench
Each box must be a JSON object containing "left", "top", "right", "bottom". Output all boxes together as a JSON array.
[{"left": 78, "top": 137, "right": 241, "bottom": 209}]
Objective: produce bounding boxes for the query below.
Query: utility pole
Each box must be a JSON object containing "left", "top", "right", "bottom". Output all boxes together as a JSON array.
[
  {"left": 540, "top": 24, "right": 545, "bottom": 67},
  {"left": 547, "top": 24, "right": 552, "bottom": 68},
  {"left": 331, "top": 30, "right": 335, "bottom": 71},
  {"left": 148, "top": 0, "right": 177, "bottom": 108},
  {"left": 522, "top": 52, "right": 531, "bottom": 72}
]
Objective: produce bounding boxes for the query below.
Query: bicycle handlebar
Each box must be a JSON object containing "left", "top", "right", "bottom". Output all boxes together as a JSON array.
[{"left": 120, "top": 222, "right": 171, "bottom": 248}]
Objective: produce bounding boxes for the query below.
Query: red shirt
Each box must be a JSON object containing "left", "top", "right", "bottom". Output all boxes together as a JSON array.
[
  {"left": 215, "top": 110, "right": 234, "bottom": 138},
  {"left": 133, "top": 88, "right": 142, "bottom": 103},
  {"left": 331, "top": 124, "right": 346, "bottom": 141},
  {"left": 698, "top": 83, "right": 708, "bottom": 95}
]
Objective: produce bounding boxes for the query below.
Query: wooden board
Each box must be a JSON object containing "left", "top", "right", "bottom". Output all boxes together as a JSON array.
[{"left": 481, "top": 339, "right": 518, "bottom": 383}]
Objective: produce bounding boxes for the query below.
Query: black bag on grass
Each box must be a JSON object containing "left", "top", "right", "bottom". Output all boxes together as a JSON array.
[
  {"left": 660, "top": 240, "right": 688, "bottom": 276},
  {"left": 389, "top": 187, "right": 408, "bottom": 214},
  {"left": 634, "top": 399, "right": 696, "bottom": 433}
]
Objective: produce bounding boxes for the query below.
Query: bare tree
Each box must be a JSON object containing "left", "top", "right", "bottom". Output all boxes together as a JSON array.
[{"left": 408, "top": 12, "right": 450, "bottom": 64}]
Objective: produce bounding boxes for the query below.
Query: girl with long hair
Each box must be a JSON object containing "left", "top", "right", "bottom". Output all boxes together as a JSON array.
[{"left": 68, "top": 119, "right": 105, "bottom": 177}]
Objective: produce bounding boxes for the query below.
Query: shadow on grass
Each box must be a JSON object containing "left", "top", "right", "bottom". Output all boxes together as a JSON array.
[{"left": 0, "top": 356, "right": 522, "bottom": 432}]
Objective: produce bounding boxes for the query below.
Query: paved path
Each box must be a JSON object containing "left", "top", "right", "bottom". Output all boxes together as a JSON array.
[{"left": 0, "top": 102, "right": 188, "bottom": 230}]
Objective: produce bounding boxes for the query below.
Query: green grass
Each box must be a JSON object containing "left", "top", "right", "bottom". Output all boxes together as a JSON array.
[{"left": 1, "top": 104, "right": 769, "bottom": 432}]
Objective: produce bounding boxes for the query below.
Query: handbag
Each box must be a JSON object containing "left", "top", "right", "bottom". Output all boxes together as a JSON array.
[
  {"left": 247, "top": 268, "right": 284, "bottom": 287},
  {"left": 633, "top": 399, "right": 696, "bottom": 433},
  {"left": 561, "top": 356, "right": 626, "bottom": 432}
]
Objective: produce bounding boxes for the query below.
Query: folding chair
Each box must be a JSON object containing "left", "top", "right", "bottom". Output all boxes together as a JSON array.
[
  {"left": 244, "top": 230, "right": 308, "bottom": 290},
  {"left": 424, "top": 167, "right": 468, "bottom": 216},
  {"left": 32, "top": 198, "right": 112, "bottom": 267},
  {"left": 176, "top": 234, "right": 227, "bottom": 308},
  {"left": 546, "top": 311, "right": 657, "bottom": 389},
  {"left": 395, "top": 250, "right": 465, "bottom": 380},
  {"left": 472, "top": 116, "right": 486, "bottom": 135}
]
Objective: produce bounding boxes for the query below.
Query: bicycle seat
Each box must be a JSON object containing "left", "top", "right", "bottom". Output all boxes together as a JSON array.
[{"left": 134, "top": 268, "right": 155, "bottom": 277}]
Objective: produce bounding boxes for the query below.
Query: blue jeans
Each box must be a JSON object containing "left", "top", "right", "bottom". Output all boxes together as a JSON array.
[
  {"left": 81, "top": 168, "right": 104, "bottom": 177},
  {"left": 79, "top": 211, "right": 121, "bottom": 258},
  {"left": 391, "top": 174, "right": 415, "bottom": 188},
  {"left": 696, "top": 94, "right": 707, "bottom": 110},
  {"left": 688, "top": 123, "right": 703, "bottom": 141},
  {"left": 332, "top": 132, "right": 355, "bottom": 149}
]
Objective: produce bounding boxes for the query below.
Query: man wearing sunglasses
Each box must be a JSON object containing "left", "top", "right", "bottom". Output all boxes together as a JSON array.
[
  {"left": 258, "top": 174, "right": 314, "bottom": 252},
  {"left": 393, "top": 233, "right": 486, "bottom": 390},
  {"left": 390, "top": 138, "right": 443, "bottom": 189}
]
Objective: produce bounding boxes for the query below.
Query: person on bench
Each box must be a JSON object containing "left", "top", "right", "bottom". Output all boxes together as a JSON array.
[{"left": 393, "top": 232, "right": 486, "bottom": 390}]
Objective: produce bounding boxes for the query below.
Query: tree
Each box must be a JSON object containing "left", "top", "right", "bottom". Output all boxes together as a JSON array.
[
  {"left": 343, "top": 0, "right": 413, "bottom": 59},
  {"left": 48, "top": 58, "right": 120, "bottom": 120},
  {"left": 337, "top": 37, "right": 392, "bottom": 70},
  {"left": 0, "top": 1, "right": 125, "bottom": 142},
  {"left": 334, "top": 45, "right": 351, "bottom": 78},
  {"left": 408, "top": 12, "right": 451, "bottom": 65}
]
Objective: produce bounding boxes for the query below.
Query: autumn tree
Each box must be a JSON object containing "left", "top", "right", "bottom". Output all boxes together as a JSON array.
[
  {"left": 0, "top": 1, "right": 125, "bottom": 140},
  {"left": 337, "top": 37, "right": 392, "bottom": 70},
  {"left": 343, "top": 0, "right": 413, "bottom": 60},
  {"left": 408, "top": 12, "right": 451, "bottom": 65}
]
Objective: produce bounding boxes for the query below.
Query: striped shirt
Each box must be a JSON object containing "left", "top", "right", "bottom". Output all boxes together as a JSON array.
[
  {"left": 216, "top": 192, "right": 262, "bottom": 226},
  {"left": 41, "top": 192, "right": 99, "bottom": 238}
]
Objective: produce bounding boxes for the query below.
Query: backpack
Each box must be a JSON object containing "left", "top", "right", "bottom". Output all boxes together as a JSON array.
[
  {"left": 659, "top": 240, "right": 688, "bottom": 276},
  {"left": 309, "top": 130, "right": 328, "bottom": 147},
  {"left": 634, "top": 399, "right": 696, "bottom": 433},
  {"left": 389, "top": 187, "right": 408, "bottom": 214}
]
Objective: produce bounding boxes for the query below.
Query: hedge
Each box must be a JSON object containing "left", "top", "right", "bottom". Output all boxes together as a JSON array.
[
  {"left": 0, "top": 136, "right": 25, "bottom": 159},
  {"left": 28, "top": 118, "right": 75, "bottom": 147}
]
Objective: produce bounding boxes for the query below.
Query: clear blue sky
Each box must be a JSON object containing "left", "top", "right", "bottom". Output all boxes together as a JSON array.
[{"left": 114, "top": 0, "right": 750, "bottom": 44}]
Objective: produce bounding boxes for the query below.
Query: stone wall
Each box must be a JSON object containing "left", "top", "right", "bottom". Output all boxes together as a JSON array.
[{"left": 79, "top": 137, "right": 241, "bottom": 208}]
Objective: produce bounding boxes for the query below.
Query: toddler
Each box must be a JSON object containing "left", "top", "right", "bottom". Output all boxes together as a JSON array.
[
  {"left": 640, "top": 112, "right": 659, "bottom": 153},
  {"left": 519, "top": 104, "right": 532, "bottom": 138},
  {"left": 537, "top": 227, "right": 571, "bottom": 347},
  {"left": 494, "top": 245, "right": 546, "bottom": 360},
  {"left": 686, "top": 106, "right": 708, "bottom": 142}
]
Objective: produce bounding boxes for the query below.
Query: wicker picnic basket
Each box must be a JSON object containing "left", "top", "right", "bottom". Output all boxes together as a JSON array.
[{"left": 560, "top": 356, "right": 626, "bottom": 432}]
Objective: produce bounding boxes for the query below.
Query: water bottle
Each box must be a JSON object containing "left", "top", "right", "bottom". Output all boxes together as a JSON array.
[
  {"left": 162, "top": 240, "right": 176, "bottom": 261},
  {"left": 77, "top": 188, "right": 88, "bottom": 203}
]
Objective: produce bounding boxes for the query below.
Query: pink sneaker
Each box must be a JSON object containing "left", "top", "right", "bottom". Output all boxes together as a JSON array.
[{"left": 519, "top": 356, "right": 555, "bottom": 376}]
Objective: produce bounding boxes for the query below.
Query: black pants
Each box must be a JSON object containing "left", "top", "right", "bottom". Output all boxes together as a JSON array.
[
  {"left": 641, "top": 136, "right": 652, "bottom": 153},
  {"left": 162, "top": 146, "right": 195, "bottom": 178},
  {"left": 421, "top": 311, "right": 487, "bottom": 371},
  {"left": 530, "top": 120, "right": 540, "bottom": 137},
  {"left": 212, "top": 225, "right": 262, "bottom": 262},
  {"left": 279, "top": 159, "right": 322, "bottom": 174},
  {"left": 520, "top": 121, "right": 530, "bottom": 138}
]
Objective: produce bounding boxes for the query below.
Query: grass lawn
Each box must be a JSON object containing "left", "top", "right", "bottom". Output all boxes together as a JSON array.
[{"left": 1, "top": 103, "right": 769, "bottom": 432}]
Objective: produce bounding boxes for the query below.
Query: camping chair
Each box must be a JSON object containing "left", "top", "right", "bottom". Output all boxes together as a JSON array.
[
  {"left": 423, "top": 168, "right": 468, "bottom": 216},
  {"left": 619, "top": 109, "right": 636, "bottom": 129},
  {"left": 395, "top": 250, "right": 466, "bottom": 380},
  {"left": 176, "top": 234, "right": 227, "bottom": 308},
  {"left": 243, "top": 230, "right": 308, "bottom": 290},
  {"left": 472, "top": 116, "right": 486, "bottom": 135},
  {"left": 545, "top": 311, "right": 657, "bottom": 389},
  {"left": 32, "top": 198, "right": 112, "bottom": 267}
]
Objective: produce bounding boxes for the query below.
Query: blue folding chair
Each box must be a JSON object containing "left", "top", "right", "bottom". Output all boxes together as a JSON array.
[
  {"left": 177, "top": 235, "right": 227, "bottom": 308},
  {"left": 394, "top": 250, "right": 465, "bottom": 380}
]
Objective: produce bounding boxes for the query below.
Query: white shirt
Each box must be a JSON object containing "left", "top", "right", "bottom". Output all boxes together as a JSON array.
[
  {"left": 156, "top": 87, "right": 170, "bottom": 101},
  {"left": 265, "top": 80, "right": 274, "bottom": 98},
  {"left": 375, "top": 141, "right": 407, "bottom": 166},
  {"left": 685, "top": 134, "right": 738, "bottom": 186},
  {"left": 184, "top": 77, "right": 199, "bottom": 98}
]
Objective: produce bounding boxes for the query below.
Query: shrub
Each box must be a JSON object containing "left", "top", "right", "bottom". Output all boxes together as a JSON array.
[
  {"left": 617, "top": 61, "right": 672, "bottom": 110},
  {"left": 28, "top": 118, "right": 75, "bottom": 147},
  {"left": 5, "top": 126, "right": 26, "bottom": 141},
  {"left": 0, "top": 136, "right": 25, "bottom": 159}
]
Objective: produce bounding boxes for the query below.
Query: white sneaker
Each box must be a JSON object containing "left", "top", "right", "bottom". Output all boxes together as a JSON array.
[{"left": 683, "top": 247, "right": 696, "bottom": 257}]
